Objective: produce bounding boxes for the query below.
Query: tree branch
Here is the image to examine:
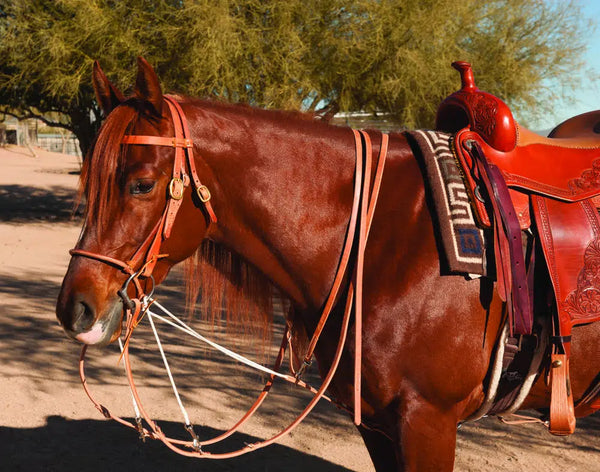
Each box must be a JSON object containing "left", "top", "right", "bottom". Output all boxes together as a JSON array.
[{"left": 0, "top": 107, "right": 74, "bottom": 132}]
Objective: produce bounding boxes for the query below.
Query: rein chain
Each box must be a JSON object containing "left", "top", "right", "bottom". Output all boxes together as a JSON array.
[{"left": 71, "top": 95, "right": 389, "bottom": 457}]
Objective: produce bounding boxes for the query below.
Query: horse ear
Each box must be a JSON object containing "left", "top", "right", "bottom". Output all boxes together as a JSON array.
[
  {"left": 92, "top": 61, "right": 125, "bottom": 116},
  {"left": 134, "top": 57, "right": 163, "bottom": 116}
]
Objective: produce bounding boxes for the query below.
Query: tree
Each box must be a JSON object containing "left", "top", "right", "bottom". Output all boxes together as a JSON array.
[{"left": 0, "top": 0, "right": 592, "bottom": 156}]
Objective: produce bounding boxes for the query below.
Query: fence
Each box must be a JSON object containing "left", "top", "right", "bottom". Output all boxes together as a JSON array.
[{"left": 36, "top": 134, "right": 82, "bottom": 157}]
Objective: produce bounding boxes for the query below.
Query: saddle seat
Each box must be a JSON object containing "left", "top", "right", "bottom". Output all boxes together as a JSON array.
[
  {"left": 549, "top": 109, "right": 600, "bottom": 139},
  {"left": 436, "top": 61, "right": 600, "bottom": 435}
]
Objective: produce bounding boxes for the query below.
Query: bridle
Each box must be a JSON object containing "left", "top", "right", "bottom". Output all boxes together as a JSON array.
[
  {"left": 70, "top": 95, "right": 217, "bottom": 319},
  {"left": 71, "top": 95, "right": 390, "bottom": 457}
]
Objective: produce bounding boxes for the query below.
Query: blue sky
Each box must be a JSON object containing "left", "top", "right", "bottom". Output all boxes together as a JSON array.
[{"left": 527, "top": 1, "right": 600, "bottom": 130}]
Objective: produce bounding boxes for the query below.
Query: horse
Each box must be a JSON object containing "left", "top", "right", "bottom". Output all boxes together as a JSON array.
[{"left": 56, "top": 57, "right": 600, "bottom": 471}]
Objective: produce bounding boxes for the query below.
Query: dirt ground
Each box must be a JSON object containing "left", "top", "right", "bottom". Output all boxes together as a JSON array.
[{"left": 0, "top": 145, "right": 598, "bottom": 471}]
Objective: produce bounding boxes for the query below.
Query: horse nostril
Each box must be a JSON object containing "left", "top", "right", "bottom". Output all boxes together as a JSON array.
[{"left": 63, "top": 296, "right": 97, "bottom": 333}]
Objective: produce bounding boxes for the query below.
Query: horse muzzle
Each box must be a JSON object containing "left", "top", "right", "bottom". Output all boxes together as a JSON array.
[{"left": 57, "top": 292, "right": 124, "bottom": 346}]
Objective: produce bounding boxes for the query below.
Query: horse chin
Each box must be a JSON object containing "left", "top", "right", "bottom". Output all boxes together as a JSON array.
[{"left": 72, "top": 303, "right": 124, "bottom": 346}]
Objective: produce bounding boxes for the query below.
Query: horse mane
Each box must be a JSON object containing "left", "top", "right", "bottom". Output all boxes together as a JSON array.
[{"left": 184, "top": 240, "right": 284, "bottom": 350}]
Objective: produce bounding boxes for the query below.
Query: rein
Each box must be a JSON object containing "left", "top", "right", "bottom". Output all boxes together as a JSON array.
[{"left": 72, "top": 96, "right": 389, "bottom": 457}]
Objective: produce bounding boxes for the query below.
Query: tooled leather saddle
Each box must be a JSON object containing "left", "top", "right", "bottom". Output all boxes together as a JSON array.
[{"left": 436, "top": 62, "right": 600, "bottom": 435}]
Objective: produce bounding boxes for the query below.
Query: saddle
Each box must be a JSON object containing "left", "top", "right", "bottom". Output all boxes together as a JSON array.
[{"left": 436, "top": 62, "right": 600, "bottom": 435}]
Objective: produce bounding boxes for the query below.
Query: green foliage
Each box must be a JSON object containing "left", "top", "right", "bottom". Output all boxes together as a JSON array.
[{"left": 0, "top": 0, "right": 592, "bottom": 154}]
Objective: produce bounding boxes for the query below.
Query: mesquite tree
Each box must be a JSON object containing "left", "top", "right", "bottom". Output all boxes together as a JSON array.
[{"left": 0, "top": 0, "right": 591, "bottom": 156}]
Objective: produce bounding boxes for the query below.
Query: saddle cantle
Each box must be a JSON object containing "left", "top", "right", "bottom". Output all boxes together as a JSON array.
[{"left": 436, "top": 61, "right": 600, "bottom": 435}]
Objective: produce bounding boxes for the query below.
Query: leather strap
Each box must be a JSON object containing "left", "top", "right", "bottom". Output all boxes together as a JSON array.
[
  {"left": 468, "top": 140, "right": 532, "bottom": 335},
  {"left": 294, "top": 131, "right": 389, "bottom": 426},
  {"left": 301, "top": 132, "right": 389, "bottom": 367},
  {"left": 352, "top": 132, "right": 388, "bottom": 425},
  {"left": 121, "top": 136, "right": 192, "bottom": 147},
  {"left": 549, "top": 353, "right": 576, "bottom": 435},
  {"left": 122, "top": 96, "right": 217, "bottom": 232},
  {"left": 72, "top": 95, "right": 217, "bottom": 286}
]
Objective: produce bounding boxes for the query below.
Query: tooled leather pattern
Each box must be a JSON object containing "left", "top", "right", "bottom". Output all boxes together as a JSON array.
[
  {"left": 569, "top": 158, "right": 600, "bottom": 195},
  {"left": 563, "top": 238, "right": 600, "bottom": 322},
  {"left": 458, "top": 92, "right": 498, "bottom": 142}
]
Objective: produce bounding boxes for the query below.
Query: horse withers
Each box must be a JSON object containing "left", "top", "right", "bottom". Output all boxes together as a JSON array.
[{"left": 56, "top": 58, "right": 600, "bottom": 471}]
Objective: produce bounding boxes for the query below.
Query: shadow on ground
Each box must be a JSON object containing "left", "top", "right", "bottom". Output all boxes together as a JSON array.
[
  {"left": 0, "top": 415, "right": 352, "bottom": 472},
  {"left": 0, "top": 269, "right": 353, "bottom": 430},
  {"left": 0, "top": 184, "right": 82, "bottom": 222},
  {"left": 456, "top": 411, "right": 600, "bottom": 469}
]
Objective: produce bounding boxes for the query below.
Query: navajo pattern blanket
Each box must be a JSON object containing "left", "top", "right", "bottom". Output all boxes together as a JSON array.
[{"left": 406, "top": 130, "right": 486, "bottom": 276}]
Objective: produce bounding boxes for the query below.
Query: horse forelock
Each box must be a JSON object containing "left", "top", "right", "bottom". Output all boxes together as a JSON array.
[{"left": 79, "top": 104, "right": 141, "bottom": 232}]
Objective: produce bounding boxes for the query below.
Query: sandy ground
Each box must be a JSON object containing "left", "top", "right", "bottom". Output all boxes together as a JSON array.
[{"left": 0, "top": 145, "right": 598, "bottom": 471}]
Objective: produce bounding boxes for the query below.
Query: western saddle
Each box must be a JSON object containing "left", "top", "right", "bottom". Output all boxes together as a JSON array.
[{"left": 436, "top": 62, "right": 600, "bottom": 435}]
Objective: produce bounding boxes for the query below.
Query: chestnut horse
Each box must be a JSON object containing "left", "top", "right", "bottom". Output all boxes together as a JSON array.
[{"left": 56, "top": 58, "right": 600, "bottom": 471}]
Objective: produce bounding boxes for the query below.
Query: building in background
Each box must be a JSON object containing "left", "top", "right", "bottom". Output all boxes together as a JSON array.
[{"left": 0, "top": 115, "right": 81, "bottom": 157}]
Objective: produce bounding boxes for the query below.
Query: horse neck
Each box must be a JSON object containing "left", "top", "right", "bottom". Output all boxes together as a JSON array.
[{"left": 190, "top": 102, "right": 358, "bottom": 311}]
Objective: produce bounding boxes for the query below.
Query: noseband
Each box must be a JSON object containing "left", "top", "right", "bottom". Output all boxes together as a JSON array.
[{"left": 70, "top": 95, "right": 217, "bottom": 327}]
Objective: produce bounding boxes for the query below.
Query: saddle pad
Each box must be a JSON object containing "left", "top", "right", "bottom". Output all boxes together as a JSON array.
[{"left": 407, "top": 130, "right": 486, "bottom": 276}]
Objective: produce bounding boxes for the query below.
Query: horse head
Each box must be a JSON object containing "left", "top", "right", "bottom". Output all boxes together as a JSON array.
[{"left": 56, "top": 58, "right": 211, "bottom": 345}]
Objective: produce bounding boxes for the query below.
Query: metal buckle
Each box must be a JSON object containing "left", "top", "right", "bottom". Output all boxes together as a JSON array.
[
  {"left": 295, "top": 359, "right": 312, "bottom": 380},
  {"left": 169, "top": 178, "right": 184, "bottom": 200},
  {"left": 196, "top": 185, "right": 211, "bottom": 203}
]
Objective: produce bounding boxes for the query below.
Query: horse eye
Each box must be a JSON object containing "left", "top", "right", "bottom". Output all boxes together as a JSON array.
[{"left": 130, "top": 179, "right": 156, "bottom": 195}]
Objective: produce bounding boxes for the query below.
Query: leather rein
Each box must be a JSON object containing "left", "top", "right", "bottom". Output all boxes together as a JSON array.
[{"left": 72, "top": 95, "right": 389, "bottom": 457}]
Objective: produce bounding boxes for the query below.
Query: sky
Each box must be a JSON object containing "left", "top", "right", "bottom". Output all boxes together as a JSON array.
[{"left": 528, "top": 0, "right": 600, "bottom": 130}]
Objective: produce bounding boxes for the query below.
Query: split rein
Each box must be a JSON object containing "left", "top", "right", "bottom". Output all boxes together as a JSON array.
[{"left": 70, "top": 95, "right": 389, "bottom": 458}]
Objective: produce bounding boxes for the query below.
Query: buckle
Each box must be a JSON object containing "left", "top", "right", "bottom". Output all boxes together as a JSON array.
[
  {"left": 169, "top": 178, "right": 185, "bottom": 200},
  {"left": 196, "top": 185, "right": 211, "bottom": 203},
  {"left": 170, "top": 138, "right": 193, "bottom": 148},
  {"left": 295, "top": 359, "right": 312, "bottom": 380}
]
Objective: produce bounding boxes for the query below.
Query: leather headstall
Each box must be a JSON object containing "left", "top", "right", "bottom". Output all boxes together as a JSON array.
[{"left": 70, "top": 95, "right": 216, "bottom": 322}]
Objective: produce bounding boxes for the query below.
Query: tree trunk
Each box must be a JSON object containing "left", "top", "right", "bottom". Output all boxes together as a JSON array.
[{"left": 68, "top": 107, "right": 100, "bottom": 159}]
